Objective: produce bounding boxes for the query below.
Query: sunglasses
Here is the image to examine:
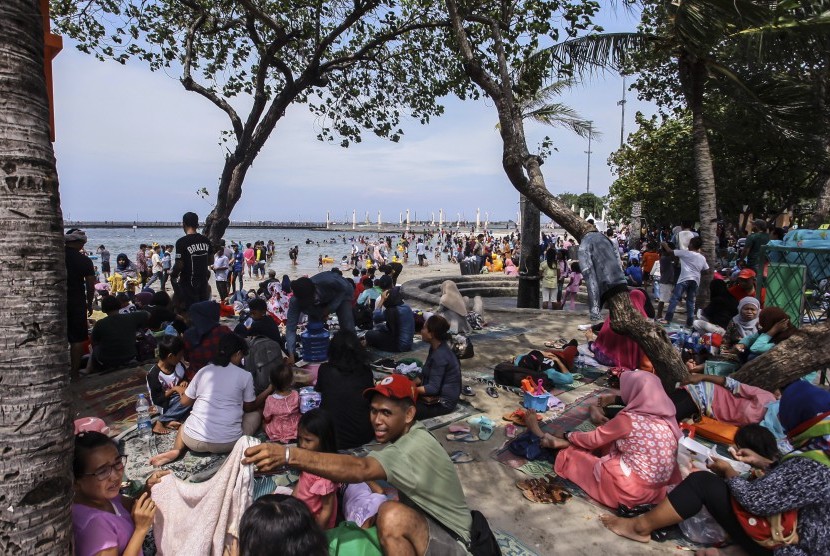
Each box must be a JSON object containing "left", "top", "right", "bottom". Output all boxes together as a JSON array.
[{"left": 82, "top": 455, "right": 128, "bottom": 481}]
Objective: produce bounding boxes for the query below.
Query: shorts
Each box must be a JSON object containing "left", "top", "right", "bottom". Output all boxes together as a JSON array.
[
  {"left": 174, "top": 280, "right": 211, "bottom": 310},
  {"left": 101, "top": 261, "right": 111, "bottom": 273},
  {"left": 67, "top": 301, "right": 89, "bottom": 343},
  {"left": 425, "top": 514, "right": 470, "bottom": 556},
  {"left": 659, "top": 283, "right": 674, "bottom": 303}
]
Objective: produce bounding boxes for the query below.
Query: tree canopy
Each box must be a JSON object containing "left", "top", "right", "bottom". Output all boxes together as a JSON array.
[{"left": 51, "top": 0, "right": 472, "bottom": 242}]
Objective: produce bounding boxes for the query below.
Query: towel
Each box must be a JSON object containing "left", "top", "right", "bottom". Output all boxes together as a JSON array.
[{"left": 152, "top": 436, "right": 259, "bottom": 555}]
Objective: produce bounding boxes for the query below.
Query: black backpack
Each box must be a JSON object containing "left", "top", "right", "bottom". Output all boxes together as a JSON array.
[
  {"left": 244, "top": 336, "right": 283, "bottom": 395},
  {"left": 494, "top": 362, "right": 554, "bottom": 391}
]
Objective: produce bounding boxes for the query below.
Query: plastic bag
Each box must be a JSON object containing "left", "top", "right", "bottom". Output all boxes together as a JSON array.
[{"left": 679, "top": 507, "right": 727, "bottom": 545}]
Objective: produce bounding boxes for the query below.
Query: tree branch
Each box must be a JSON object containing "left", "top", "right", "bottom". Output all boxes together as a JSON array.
[
  {"left": 181, "top": 14, "right": 244, "bottom": 140},
  {"left": 444, "top": 0, "right": 503, "bottom": 99},
  {"left": 318, "top": 21, "right": 451, "bottom": 73}
]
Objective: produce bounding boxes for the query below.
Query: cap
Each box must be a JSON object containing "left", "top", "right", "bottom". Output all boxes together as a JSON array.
[
  {"left": 64, "top": 228, "right": 87, "bottom": 243},
  {"left": 737, "top": 268, "right": 757, "bottom": 279},
  {"left": 364, "top": 375, "right": 417, "bottom": 403}
]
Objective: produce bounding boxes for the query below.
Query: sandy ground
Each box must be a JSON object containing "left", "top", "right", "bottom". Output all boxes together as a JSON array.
[{"left": 80, "top": 260, "right": 713, "bottom": 556}]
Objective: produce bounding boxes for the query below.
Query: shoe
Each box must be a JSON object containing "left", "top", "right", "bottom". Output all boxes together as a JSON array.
[
  {"left": 486, "top": 386, "right": 499, "bottom": 398},
  {"left": 461, "top": 385, "right": 475, "bottom": 397},
  {"left": 577, "top": 324, "right": 592, "bottom": 331}
]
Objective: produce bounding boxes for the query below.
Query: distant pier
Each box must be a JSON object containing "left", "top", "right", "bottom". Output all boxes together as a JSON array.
[{"left": 64, "top": 220, "right": 519, "bottom": 234}]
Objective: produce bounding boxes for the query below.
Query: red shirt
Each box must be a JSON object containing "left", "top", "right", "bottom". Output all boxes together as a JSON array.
[{"left": 184, "top": 325, "right": 232, "bottom": 380}]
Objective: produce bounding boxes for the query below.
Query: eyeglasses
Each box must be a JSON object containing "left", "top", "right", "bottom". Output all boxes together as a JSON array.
[{"left": 82, "top": 455, "right": 128, "bottom": 481}]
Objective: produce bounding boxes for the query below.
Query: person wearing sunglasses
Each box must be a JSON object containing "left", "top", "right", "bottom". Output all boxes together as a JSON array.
[{"left": 72, "top": 432, "right": 169, "bottom": 556}]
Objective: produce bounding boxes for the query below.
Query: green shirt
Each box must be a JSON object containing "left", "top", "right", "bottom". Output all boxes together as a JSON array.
[
  {"left": 369, "top": 421, "right": 472, "bottom": 543},
  {"left": 744, "top": 232, "right": 769, "bottom": 269}
]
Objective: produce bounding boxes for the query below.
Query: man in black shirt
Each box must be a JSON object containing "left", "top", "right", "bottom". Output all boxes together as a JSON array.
[
  {"left": 171, "top": 212, "right": 211, "bottom": 311},
  {"left": 65, "top": 229, "right": 96, "bottom": 378}
]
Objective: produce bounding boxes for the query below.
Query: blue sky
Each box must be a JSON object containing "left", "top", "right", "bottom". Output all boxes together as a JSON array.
[{"left": 54, "top": 7, "right": 655, "bottom": 223}]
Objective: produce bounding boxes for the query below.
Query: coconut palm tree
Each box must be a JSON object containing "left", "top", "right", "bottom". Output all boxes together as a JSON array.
[
  {"left": 0, "top": 0, "right": 73, "bottom": 551},
  {"left": 544, "top": 0, "right": 780, "bottom": 303},
  {"left": 505, "top": 75, "right": 601, "bottom": 307}
]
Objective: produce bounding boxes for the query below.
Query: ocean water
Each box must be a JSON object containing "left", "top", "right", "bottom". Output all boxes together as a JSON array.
[{"left": 83, "top": 226, "right": 449, "bottom": 279}]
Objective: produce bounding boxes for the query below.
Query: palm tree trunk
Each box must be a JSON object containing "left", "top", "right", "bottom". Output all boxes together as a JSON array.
[
  {"left": 443, "top": 0, "right": 689, "bottom": 388},
  {"left": 679, "top": 55, "right": 717, "bottom": 306},
  {"left": 0, "top": 0, "right": 73, "bottom": 552}
]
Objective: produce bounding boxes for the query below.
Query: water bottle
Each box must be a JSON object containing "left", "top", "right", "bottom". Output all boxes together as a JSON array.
[
  {"left": 689, "top": 331, "right": 700, "bottom": 352},
  {"left": 136, "top": 394, "right": 152, "bottom": 440},
  {"left": 300, "top": 320, "right": 330, "bottom": 362}
]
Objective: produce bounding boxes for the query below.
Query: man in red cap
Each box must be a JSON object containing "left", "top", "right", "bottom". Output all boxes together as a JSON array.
[
  {"left": 729, "top": 268, "right": 757, "bottom": 302},
  {"left": 243, "top": 374, "right": 473, "bottom": 555}
]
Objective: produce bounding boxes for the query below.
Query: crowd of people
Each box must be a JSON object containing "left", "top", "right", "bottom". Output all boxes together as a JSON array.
[{"left": 64, "top": 211, "right": 829, "bottom": 556}]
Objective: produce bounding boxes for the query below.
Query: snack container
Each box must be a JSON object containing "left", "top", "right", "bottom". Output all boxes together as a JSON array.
[{"left": 523, "top": 392, "right": 551, "bottom": 412}]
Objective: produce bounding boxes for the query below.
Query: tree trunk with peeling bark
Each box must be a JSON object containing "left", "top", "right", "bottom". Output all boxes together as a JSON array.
[
  {"left": 731, "top": 322, "right": 830, "bottom": 391},
  {"left": 443, "top": 0, "right": 689, "bottom": 387},
  {"left": 0, "top": 0, "right": 73, "bottom": 552}
]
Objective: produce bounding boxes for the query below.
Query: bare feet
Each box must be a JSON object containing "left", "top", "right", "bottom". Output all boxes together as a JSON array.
[
  {"left": 167, "top": 421, "right": 182, "bottom": 430},
  {"left": 150, "top": 449, "right": 182, "bottom": 467},
  {"left": 153, "top": 421, "right": 172, "bottom": 435},
  {"left": 523, "top": 410, "right": 545, "bottom": 438},
  {"left": 599, "top": 514, "right": 651, "bottom": 543}
]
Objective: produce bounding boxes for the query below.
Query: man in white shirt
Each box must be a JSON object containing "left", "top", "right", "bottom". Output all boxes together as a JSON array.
[
  {"left": 145, "top": 244, "right": 166, "bottom": 289},
  {"left": 660, "top": 236, "right": 709, "bottom": 327},
  {"left": 210, "top": 247, "right": 230, "bottom": 302}
]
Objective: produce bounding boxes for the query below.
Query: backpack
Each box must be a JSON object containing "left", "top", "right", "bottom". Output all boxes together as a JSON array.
[
  {"left": 493, "top": 363, "right": 554, "bottom": 391},
  {"left": 245, "top": 336, "right": 283, "bottom": 395}
]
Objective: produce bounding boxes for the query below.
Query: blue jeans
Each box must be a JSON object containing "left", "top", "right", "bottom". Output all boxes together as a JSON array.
[
  {"left": 665, "top": 279, "right": 698, "bottom": 327},
  {"left": 160, "top": 394, "right": 191, "bottom": 424}
]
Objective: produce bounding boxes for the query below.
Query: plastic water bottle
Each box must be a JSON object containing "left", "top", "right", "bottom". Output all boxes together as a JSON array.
[
  {"left": 689, "top": 331, "right": 700, "bottom": 352},
  {"left": 136, "top": 394, "right": 152, "bottom": 440},
  {"left": 300, "top": 320, "right": 330, "bottom": 362}
]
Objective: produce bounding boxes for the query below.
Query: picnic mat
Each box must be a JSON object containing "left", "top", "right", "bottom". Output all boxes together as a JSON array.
[
  {"left": 492, "top": 388, "right": 615, "bottom": 470},
  {"left": 494, "top": 530, "right": 539, "bottom": 556},
  {"left": 471, "top": 366, "right": 608, "bottom": 397},
  {"left": 420, "top": 401, "right": 477, "bottom": 431},
  {"left": 78, "top": 366, "right": 152, "bottom": 437}
]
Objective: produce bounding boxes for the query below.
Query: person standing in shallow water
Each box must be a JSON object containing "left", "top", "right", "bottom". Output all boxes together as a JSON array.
[{"left": 171, "top": 212, "right": 211, "bottom": 312}]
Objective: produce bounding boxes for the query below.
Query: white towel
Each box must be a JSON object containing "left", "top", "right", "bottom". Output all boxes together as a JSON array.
[{"left": 152, "top": 436, "right": 259, "bottom": 555}]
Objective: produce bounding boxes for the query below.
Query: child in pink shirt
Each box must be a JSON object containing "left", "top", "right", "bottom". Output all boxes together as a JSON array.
[
  {"left": 564, "top": 262, "right": 583, "bottom": 310},
  {"left": 263, "top": 364, "right": 301, "bottom": 443},
  {"left": 292, "top": 409, "right": 338, "bottom": 529}
]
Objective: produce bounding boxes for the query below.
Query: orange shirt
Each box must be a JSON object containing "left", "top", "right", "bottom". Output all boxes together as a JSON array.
[{"left": 642, "top": 251, "right": 660, "bottom": 274}]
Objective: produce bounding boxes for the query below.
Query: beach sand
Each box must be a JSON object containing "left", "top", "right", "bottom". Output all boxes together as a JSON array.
[{"left": 75, "top": 260, "right": 711, "bottom": 556}]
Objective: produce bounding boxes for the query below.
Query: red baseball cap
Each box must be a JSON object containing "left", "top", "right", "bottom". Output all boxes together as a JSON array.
[
  {"left": 364, "top": 375, "right": 417, "bottom": 403},
  {"left": 738, "top": 269, "right": 757, "bottom": 279}
]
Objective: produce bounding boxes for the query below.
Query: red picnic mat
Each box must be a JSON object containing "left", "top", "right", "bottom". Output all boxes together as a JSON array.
[{"left": 77, "top": 366, "right": 152, "bottom": 437}]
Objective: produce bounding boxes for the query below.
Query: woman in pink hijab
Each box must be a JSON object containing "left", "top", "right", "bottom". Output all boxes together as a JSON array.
[
  {"left": 589, "top": 289, "right": 649, "bottom": 370},
  {"left": 527, "top": 371, "right": 681, "bottom": 508}
]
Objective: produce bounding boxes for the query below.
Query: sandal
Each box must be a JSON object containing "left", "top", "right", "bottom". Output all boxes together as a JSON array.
[
  {"left": 446, "top": 432, "right": 479, "bottom": 442},
  {"left": 450, "top": 450, "right": 475, "bottom": 464},
  {"left": 486, "top": 386, "right": 499, "bottom": 398},
  {"left": 478, "top": 420, "right": 495, "bottom": 441},
  {"left": 461, "top": 385, "right": 476, "bottom": 397},
  {"left": 502, "top": 409, "right": 542, "bottom": 427}
]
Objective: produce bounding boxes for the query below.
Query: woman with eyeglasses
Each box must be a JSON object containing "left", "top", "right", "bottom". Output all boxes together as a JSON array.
[{"left": 72, "top": 431, "right": 169, "bottom": 556}]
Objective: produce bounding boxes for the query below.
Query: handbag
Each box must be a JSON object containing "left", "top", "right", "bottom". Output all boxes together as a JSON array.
[
  {"left": 730, "top": 498, "right": 799, "bottom": 548},
  {"left": 326, "top": 522, "right": 383, "bottom": 556},
  {"left": 691, "top": 416, "right": 739, "bottom": 445}
]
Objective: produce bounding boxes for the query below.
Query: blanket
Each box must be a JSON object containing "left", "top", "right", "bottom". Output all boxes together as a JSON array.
[{"left": 152, "top": 436, "right": 259, "bottom": 556}]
